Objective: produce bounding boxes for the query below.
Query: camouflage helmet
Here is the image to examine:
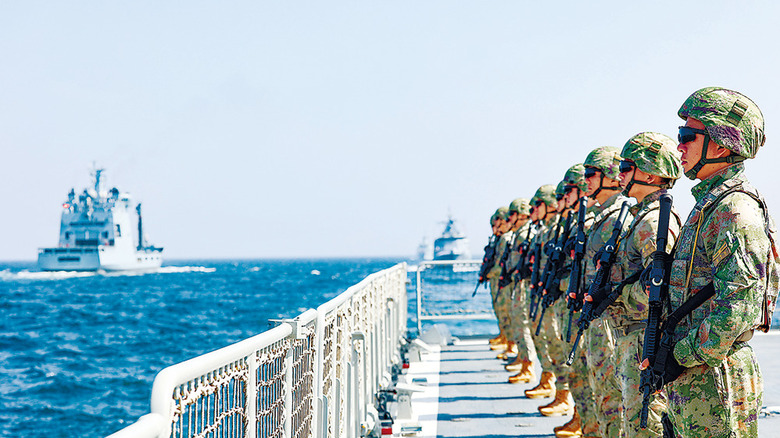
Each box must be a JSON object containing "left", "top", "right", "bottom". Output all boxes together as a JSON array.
[
  {"left": 555, "top": 181, "right": 567, "bottom": 200},
  {"left": 678, "top": 87, "right": 765, "bottom": 159},
  {"left": 563, "top": 163, "right": 587, "bottom": 192},
  {"left": 509, "top": 197, "right": 531, "bottom": 216},
  {"left": 621, "top": 132, "right": 683, "bottom": 180},
  {"left": 531, "top": 184, "right": 557, "bottom": 209},
  {"left": 584, "top": 146, "right": 622, "bottom": 180},
  {"left": 495, "top": 206, "right": 510, "bottom": 222}
]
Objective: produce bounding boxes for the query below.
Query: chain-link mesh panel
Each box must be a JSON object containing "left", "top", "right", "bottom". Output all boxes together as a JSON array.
[{"left": 171, "top": 360, "right": 248, "bottom": 438}]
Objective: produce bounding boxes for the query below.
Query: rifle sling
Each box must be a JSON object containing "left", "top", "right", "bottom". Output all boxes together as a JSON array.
[
  {"left": 660, "top": 282, "right": 716, "bottom": 335},
  {"left": 592, "top": 269, "right": 643, "bottom": 318}
]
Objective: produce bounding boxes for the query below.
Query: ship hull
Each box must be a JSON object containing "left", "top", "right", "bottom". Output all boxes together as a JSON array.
[{"left": 38, "top": 246, "right": 162, "bottom": 271}]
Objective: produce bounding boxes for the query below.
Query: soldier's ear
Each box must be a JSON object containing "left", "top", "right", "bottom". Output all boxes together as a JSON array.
[{"left": 708, "top": 142, "right": 731, "bottom": 159}]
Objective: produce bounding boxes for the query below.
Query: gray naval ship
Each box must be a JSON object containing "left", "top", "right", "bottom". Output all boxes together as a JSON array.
[
  {"left": 37, "top": 167, "right": 163, "bottom": 271},
  {"left": 433, "top": 215, "right": 471, "bottom": 260}
]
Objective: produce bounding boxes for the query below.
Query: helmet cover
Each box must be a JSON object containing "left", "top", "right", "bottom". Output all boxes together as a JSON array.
[
  {"left": 678, "top": 87, "right": 765, "bottom": 159},
  {"left": 621, "top": 132, "right": 683, "bottom": 180}
]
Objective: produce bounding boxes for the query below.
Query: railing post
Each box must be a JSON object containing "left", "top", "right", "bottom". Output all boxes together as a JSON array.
[
  {"left": 284, "top": 346, "right": 294, "bottom": 438},
  {"left": 247, "top": 352, "right": 258, "bottom": 438}
]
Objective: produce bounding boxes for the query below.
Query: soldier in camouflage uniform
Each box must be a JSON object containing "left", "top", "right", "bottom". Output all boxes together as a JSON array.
[
  {"left": 505, "top": 198, "right": 538, "bottom": 383},
  {"left": 536, "top": 181, "right": 575, "bottom": 417},
  {"left": 652, "top": 87, "right": 778, "bottom": 437},
  {"left": 524, "top": 185, "right": 561, "bottom": 400},
  {"left": 487, "top": 207, "right": 511, "bottom": 351},
  {"left": 556, "top": 164, "right": 599, "bottom": 438},
  {"left": 599, "top": 133, "right": 683, "bottom": 437},
  {"left": 582, "top": 146, "right": 631, "bottom": 438}
]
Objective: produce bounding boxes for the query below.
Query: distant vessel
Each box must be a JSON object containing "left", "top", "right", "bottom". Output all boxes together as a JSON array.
[
  {"left": 433, "top": 215, "right": 471, "bottom": 260},
  {"left": 416, "top": 237, "right": 434, "bottom": 261},
  {"left": 37, "top": 167, "right": 163, "bottom": 271}
]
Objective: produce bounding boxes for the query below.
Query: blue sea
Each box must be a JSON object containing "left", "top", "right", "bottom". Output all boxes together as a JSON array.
[{"left": 0, "top": 258, "right": 406, "bottom": 438}]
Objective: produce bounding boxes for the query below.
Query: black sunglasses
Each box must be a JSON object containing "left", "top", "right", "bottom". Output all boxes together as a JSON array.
[
  {"left": 584, "top": 167, "right": 600, "bottom": 178},
  {"left": 533, "top": 200, "right": 544, "bottom": 207},
  {"left": 619, "top": 160, "right": 636, "bottom": 173},
  {"left": 555, "top": 193, "right": 564, "bottom": 201},
  {"left": 564, "top": 184, "right": 577, "bottom": 193},
  {"left": 678, "top": 126, "right": 708, "bottom": 144}
]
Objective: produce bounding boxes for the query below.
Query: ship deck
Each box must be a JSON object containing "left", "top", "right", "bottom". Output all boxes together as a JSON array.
[{"left": 403, "top": 331, "right": 780, "bottom": 438}]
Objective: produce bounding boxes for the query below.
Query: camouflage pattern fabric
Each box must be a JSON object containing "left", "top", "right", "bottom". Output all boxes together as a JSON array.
[
  {"left": 583, "top": 192, "right": 633, "bottom": 438},
  {"left": 609, "top": 190, "right": 681, "bottom": 437},
  {"left": 666, "top": 164, "right": 770, "bottom": 437},
  {"left": 529, "top": 216, "right": 556, "bottom": 374},
  {"left": 584, "top": 146, "right": 622, "bottom": 180},
  {"left": 564, "top": 202, "right": 599, "bottom": 434},
  {"left": 621, "top": 132, "right": 683, "bottom": 181},
  {"left": 678, "top": 87, "right": 765, "bottom": 159},
  {"left": 489, "top": 230, "right": 514, "bottom": 335},
  {"left": 507, "top": 220, "right": 536, "bottom": 362}
]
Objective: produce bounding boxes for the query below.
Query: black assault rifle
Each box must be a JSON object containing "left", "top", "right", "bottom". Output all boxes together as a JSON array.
[
  {"left": 565, "top": 196, "right": 589, "bottom": 342},
  {"left": 530, "top": 218, "right": 564, "bottom": 321},
  {"left": 566, "top": 201, "right": 631, "bottom": 365},
  {"left": 638, "top": 193, "right": 674, "bottom": 428},
  {"left": 535, "top": 212, "right": 575, "bottom": 335},
  {"left": 497, "top": 230, "right": 520, "bottom": 289},
  {"left": 527, "top": 239, "right": 543, "bottom": 319},
  {"left": 509, "top": 224, "right": 535, "bottom": 284},
  {"left": 474, "top": 235, "right": 498, "bottom": 296}
]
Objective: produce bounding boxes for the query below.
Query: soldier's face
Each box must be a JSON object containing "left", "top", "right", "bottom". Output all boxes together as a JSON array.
[
  {"left": 585, "top": 168, "right": 601, "bottom": 196},
  {"left": 509, "top": 211, "right": 519, "bottom": 226},
  {"left": 678, "top": 117, "right": 706, "bottom": 173},
  {"left": 562, "top": 187, "right": 578, "bottom": 208}
]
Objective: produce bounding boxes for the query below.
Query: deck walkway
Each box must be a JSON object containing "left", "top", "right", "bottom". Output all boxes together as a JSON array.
[{"left": 404, "top": 331, "right": 780, "bottom": 438}]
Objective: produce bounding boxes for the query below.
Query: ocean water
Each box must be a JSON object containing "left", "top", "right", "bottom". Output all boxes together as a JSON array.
[{"left": 0, "top": 258, "right": 404, "bottom": 438}]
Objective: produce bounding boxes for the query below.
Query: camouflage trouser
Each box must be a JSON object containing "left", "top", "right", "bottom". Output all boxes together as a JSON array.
[
  {"left": 507, "top": 281, "right": 534, "bottom": 362},
  {"left": 489, "top": 278, "right": 502, "bottom": 334},
  {"left": 547, "top": 298, "right": 569, "bottom": 389},
  {"left": 494, "top": 284, "right": 513, "bottom": 337},
  {"left": 615, "top": 328, "right": 667, "bottom": 438},
  {"left": 530, "top": 293, "right": 567, "bottom": 388},
  {"left": 567, "top": 328, "right": 599, "bottom": 434},
  {"left": 584, "top": 316, "right": 623, "bottom": 438},
  {"left": 529, "top": 289, "right": 554, "bottom": 374},
  {"left": 665, "top": 343, "right": 762, "bottom": 438}
]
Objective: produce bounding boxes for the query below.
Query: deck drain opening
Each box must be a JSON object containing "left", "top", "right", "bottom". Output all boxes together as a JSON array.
[
  {"left": 451, "top": 418, "right": 470, "bottom": 422},
  {"left": 515, "top": 423, "right": 533, "bottom": 428}
]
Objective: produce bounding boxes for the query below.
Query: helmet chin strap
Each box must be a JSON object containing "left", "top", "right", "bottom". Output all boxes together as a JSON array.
[
  {"left": 591, "top": 172, "right": 621, "bottom": 198},
  {"left": 623, "top": 173, "right": 668, "bottom": 196},
  {"left": 684, "top": 134, "right": 746, "bottom": 180}
]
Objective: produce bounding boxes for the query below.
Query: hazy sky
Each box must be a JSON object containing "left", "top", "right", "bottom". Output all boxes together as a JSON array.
[{"left": 2, "top": 1, "right": 780, "bottom": 260}]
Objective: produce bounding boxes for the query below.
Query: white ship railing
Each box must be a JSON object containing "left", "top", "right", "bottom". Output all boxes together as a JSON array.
[
  {"left": 107, "top": 263, "right": 407, "bottom": 438},
  {"left": 413, "top": 259, "right": 494, "bottom": 333}
]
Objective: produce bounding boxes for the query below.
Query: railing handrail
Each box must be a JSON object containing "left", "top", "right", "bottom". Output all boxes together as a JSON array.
[{"left": 107, "top": 263, "right": 407, "bottom": 438}]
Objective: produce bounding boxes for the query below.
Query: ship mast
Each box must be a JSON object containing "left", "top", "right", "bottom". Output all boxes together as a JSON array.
[{"left": 136, "top": 203, "right": 144, "bottom": 250}]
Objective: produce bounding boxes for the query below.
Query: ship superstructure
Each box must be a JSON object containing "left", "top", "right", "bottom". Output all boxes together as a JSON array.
[
  {"left": 37, "top": 167, "right": 163, "bottom": 271},
  {"left": 433, "top": 215, "right": 471, "bottom": 260}
]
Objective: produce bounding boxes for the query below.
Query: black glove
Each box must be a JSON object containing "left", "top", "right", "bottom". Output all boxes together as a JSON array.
[
  {"left": 588, "top": 284, "right": 611, "bottom": 307},
  {"left": 661, "top": 352, "right": 686, "bottom": 387},
  {"left": 563, "top": 236, "right": 576, "bottom": 254}
]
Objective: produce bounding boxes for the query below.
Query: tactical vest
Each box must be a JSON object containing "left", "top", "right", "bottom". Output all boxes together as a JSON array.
[{"left": 671, "top": 178, "right": 779, "bottom": 333}]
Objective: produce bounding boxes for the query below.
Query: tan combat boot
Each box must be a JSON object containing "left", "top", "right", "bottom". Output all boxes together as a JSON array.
[
  {"left": 554, "top": 406, "right": 582, "bottom": 437},
  {"left": 496, "top": 342, "right": 517, "bottom": 360},
  {"left": 539, "top": 389, "right": 574, "bottom": 416},
  {"left": 508, "top": 360, "right": 535, "bottom": 384},
  {"left": 489, "top": 334, "right": 506, "bottom": 345},
  {"left": 524, "top": 371, "right": 556, "bottom": 399},
  {"left": 505, "top": 354, "right": 525, "bottom": 371}
]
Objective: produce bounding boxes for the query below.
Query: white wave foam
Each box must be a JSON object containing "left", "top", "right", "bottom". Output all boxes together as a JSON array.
[{"left": 0, "top": 266, "right": 216, "bottom": 281}]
